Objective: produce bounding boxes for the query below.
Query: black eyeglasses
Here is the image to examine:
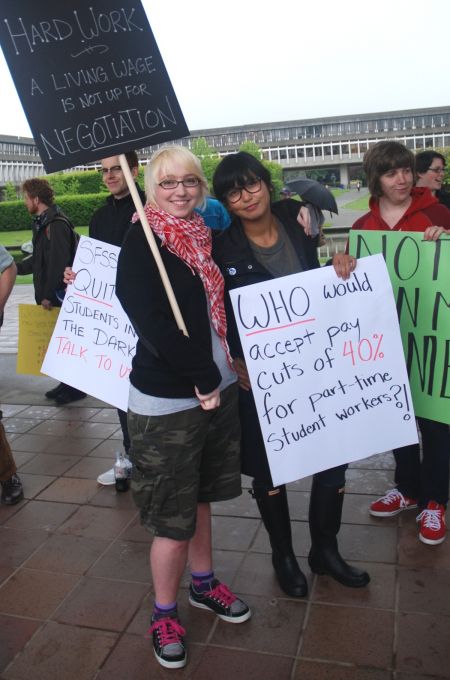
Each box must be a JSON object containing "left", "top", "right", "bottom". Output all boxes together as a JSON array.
[
  {"left": 100, "top": 165, "right": 122, "bottom": 176},
  {"left": 158, "top": 177, "right": 201, "bottom": 190},
  {"left": 226, "top": 178, "right": 262, "bottom": 204},
  {"left": 427, "top": 166, "right": 445, "bottom": 174}
]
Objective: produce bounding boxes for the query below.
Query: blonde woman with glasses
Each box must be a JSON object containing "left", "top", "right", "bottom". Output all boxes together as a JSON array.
[{"left": 115, "top": 145, "right": 250, "bottom": 670}]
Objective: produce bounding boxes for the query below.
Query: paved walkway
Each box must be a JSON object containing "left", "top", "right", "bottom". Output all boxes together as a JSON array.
[
  {"left": 328, "top": 188, "right": 369, "bottom": 229},
  {"left": 1, "top": 286, "right": 449, "bottom": 679}
]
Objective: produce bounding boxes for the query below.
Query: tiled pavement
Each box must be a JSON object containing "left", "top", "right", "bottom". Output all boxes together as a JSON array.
[{"left": 1, "top": 287, "right": 449, "bottom": 680}]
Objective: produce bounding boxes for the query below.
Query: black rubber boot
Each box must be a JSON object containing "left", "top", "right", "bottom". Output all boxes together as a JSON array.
[
  {"left": 252, "top": 483, "right": 308, "bottom": 597},
  {"left": 308, "top": 479, "right": 370, "bottom": 588}
]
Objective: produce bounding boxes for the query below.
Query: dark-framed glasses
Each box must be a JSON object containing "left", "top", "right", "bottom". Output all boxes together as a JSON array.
[
  {"left": 158, "top": 177, "right": 201, "bottom": 190},
  {"left": 428, "top": 166, "right": 445, "bottom": 174},
  {"left": 101, "top": 165, "right": 122, "bottom": 176},
  {"left": 226, "top": 178, "right": 262, "bottom": 204}
]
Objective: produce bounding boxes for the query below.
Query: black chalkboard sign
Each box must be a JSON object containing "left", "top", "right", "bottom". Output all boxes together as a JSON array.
[{"left": 0, "top": 0, "right": 189, "bottom": 172}]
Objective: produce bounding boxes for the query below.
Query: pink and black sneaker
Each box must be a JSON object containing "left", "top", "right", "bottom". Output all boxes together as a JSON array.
[
  {"left": 189, "top": 579, "right": 251, "bottom": 623},
  {"left": 148, "top": 614, "right": 186, "bottom": 669}
]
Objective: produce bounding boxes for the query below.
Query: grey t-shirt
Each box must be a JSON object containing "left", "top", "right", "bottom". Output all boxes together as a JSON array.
[
  {"left": 249, "top": 220, "right": 302, "bottom": 277},
  {"left": 128, "top": 313, "right": 236, "bottom": 416}
]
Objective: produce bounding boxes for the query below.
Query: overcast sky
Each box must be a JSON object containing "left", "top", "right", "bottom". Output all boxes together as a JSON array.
[{"left": 1, "top": 0, "right": 449, "bottom": 138}]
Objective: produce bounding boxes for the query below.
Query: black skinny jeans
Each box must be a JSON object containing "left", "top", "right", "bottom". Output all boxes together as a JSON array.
[{"left": 394, "top": 417, "right": 450, "bottom": 507}]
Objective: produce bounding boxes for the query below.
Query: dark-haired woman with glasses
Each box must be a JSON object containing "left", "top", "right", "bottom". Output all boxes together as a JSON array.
[
  {"left": 212, "top": 152, "right": 369, "bottom": 598},
  {"left": 415, "top": 150, "right": 450, "bottom": 210},
  {"left": 116, "top": 146, "right": 250, "bottom": 670}
]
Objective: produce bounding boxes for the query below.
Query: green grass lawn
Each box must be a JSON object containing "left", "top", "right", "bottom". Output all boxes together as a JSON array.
[
  {"left": 340, "top": 195, "right": 370, "bottom": 211},
  {"left": 330, "top": 188, "right": 347, "bottom": 198},
  {"left": 1, "top": 227, "right": 88, "bottom": 285},
  {"left": 0, "top": 226, "right": 88, "bottom": 247},
  {"left": 12, "top": 273, "right": 34, "bottom": 284},
  {"left": 290, "top": 188, "right": 348, "bottom": 201}
]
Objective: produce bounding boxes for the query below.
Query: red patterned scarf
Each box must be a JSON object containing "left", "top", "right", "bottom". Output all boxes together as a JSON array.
[{"left": 133, "top": 204, "right": 232, "bottom": 366}]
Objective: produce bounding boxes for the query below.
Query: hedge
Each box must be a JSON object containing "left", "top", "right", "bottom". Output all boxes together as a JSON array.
[
  {"left": 42, "top": 167, "right": 145, "bottom": 195},
  {"left": 0, "top": 193, "right": 108, "bottom": 231},
  {"left": 45, "top": 169, "right": 105, "bottom": 195}
]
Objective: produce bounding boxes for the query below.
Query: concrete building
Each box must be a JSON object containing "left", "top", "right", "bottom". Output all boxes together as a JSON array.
[
  {"left": 172, "top": 105, "right": 450, "bottom": 187},
  {"left": 1, "top": 105, "right": 449, "bottom": 188}
]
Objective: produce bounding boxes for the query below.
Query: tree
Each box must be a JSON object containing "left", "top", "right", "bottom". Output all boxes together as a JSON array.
[
  {"left": 47, "top": 172, "right": 66, "bottom": 196},
  {"left": 3, "top": 182, "right": 17, "bottom": 201},
  {"left": 239, "top": 142, "right": 285, "bottom": 199},
  {"left": 64, "top": 176, "right": 81, "bottom": 195},
  {"left": 239, "top": 141, "right": 263, "bottom": 160},
  {"left": 47, "top": 172, "right": 80, "bottom": 196},
  {"left": 191, "top": 138, "right": 221, "bottom": 189},
  {"left": 265, "top": 160, "right": 284, "bottom": 198},
  {"left": 436, "top": 147, "right": 450, "bottom": 188}
]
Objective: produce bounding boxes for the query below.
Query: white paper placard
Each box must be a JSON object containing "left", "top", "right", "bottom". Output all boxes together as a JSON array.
[
  {"left": 42, "top": 236, "right": 134, "bottom": 410},
  {"left": 229, "top": 254, "right": 419, "bottom": 486}
]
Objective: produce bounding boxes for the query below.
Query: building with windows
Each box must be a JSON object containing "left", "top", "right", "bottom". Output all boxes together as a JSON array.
[
  {"left": 1, "top": 105, "right": 449, "bottom": 188},
  {"left": 0, "top": 135, "right": 43, "bottom": 184},
  {"left": 170, "top": 105, "right": 450, "bottom": 187},
  {"left": 0, "top": 134, "right": 88, "bottom": 185}
]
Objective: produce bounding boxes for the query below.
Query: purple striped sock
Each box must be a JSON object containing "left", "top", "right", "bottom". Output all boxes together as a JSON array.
[{"left": 191, "top": 570, "right": 215, "bottom": 593}]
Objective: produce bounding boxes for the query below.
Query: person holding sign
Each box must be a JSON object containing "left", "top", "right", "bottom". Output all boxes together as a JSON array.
[
  {"left": 93, "top": 152, "right": 144, "bottom": 484},
  {"left": 65, "top": 151, "right": 145, "bottom": 485},
  {"left": 352, "top": 141, "right": 450, "bottom": 545},
  {"left": 115, "top": 146, "right": 250, "bottom": 670},
  {"left": 18, "top": 178, "right": 86, "bottom": 406},
  {"left": 212, "top": 152, "right": 369, "bottom": 597}
]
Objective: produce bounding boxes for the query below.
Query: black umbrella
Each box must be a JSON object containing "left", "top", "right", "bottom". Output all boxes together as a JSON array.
[{"left": 286, "top": 178, "right": 338, "bottom": 214}]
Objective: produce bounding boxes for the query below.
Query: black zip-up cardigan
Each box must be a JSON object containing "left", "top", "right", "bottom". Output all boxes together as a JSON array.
[
  {"left": 211, "top": 199, "right": 320, "bottom": 359},
  {"left": 116, "top": 221, "right": 222, "bottom": 398},
  {"left": 89, "top": 186, "right": 146, "bottom": 246}
]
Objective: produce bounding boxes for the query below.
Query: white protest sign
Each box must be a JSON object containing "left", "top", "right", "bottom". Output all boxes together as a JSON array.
[
  {"left": 42, "top": 236, "right": 134, "bottom": 410},
  {"left": 229, "top": 254, "right": 419, "bottom": 486}
]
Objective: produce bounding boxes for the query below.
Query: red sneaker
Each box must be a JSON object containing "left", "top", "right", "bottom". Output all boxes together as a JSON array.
[
  {"left": 417, "top": 501, "right": 447, "bottom": 545},
  {"left": 369, "top": 488, "right": 418, "bottom": 517}
]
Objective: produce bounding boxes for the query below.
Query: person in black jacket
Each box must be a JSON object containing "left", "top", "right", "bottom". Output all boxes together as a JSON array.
[
  {"left": 115, "top": 145, "right": 250, "bottom": 670},
  {"left": 65, "top": 152, "right": 144, "bottom": 474},
  {"left": 89, "top": 152, "right": 145, "bottom": 244},
  {"left": 212, "top": 152, "right": 369, "bottom": 598},
  {"left": 90, "top": 152, "right": 144, "bottom": 481},
  {"left": 92, "top": 153, "right": 144, "bottom": 479},
  {"left": 18, "top": 178, "right": 85, "bottom": 405}
]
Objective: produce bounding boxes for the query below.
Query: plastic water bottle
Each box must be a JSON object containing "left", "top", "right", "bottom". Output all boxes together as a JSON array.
[{"left": 114, "top": 452, "right": 132, "bottom": 492}]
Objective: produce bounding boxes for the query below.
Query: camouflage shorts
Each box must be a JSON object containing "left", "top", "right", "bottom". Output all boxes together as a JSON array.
[{"left": 127, "top": 383, "right": 241, "bottom": 541}]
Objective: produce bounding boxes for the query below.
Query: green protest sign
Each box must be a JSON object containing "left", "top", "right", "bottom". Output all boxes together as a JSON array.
[{"left": 349, "top": 231, "right": 450, "bottom": 425}]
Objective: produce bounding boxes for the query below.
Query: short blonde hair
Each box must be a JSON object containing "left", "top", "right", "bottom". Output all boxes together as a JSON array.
[{"left": 144, "top": 145, "right": 208, "bottom": 210}]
